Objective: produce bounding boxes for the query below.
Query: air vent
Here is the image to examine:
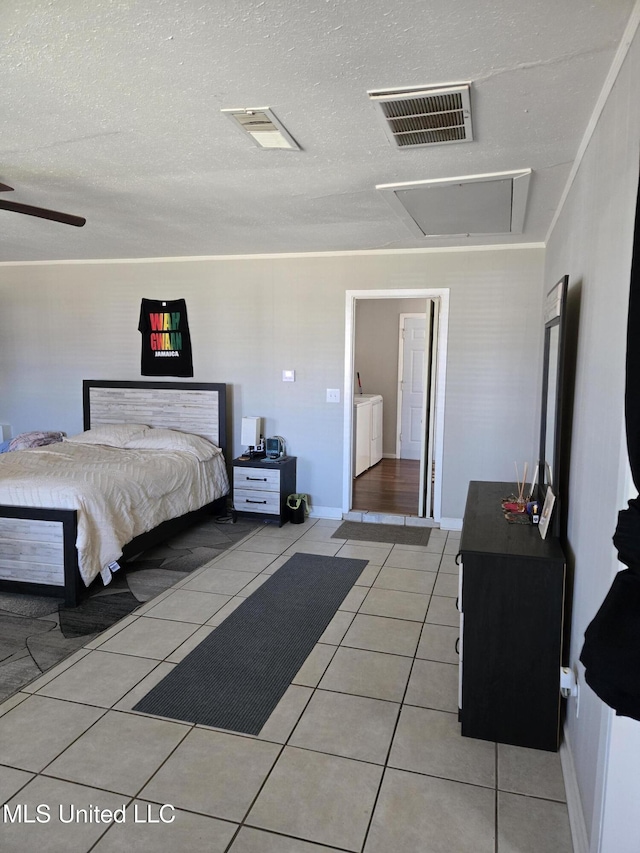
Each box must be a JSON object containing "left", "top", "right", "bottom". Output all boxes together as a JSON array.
[
  {"left": 221, "top": 107, "right": 300, "bottom": 150},
  {"left": 368, "top": 83, "right": 473, "bottom": 148}
]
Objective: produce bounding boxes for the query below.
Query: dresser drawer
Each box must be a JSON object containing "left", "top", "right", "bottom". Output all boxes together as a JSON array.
[
  {"left": 234, "top": 489, "right": 280, "bottom": 515},
  {"left": 233, "top": 467, "right": 281, "bottom": 492}
]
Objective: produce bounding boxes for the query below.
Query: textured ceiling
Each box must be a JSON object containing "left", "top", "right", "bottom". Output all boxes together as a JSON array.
[{"left": 0, "top": 0, "right": 636, "bottom": 263}]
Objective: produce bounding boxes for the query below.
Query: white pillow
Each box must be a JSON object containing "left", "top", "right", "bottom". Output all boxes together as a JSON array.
[
  {"left": 124, "top": 428, "right": 220, "bottom": 461},
  {"left": 64, "top": 423, "right": 149, "bottom": 447}
]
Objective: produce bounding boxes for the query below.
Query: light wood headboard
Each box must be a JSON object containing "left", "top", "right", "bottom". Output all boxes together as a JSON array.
[{"left": 83, "top": 380, "right": 228, "bottom": 456}]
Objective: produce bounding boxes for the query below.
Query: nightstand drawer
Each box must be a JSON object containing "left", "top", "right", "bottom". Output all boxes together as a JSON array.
[
  {"left": 233, "top": 467, "right": 281, "bottom": 492},
  {"left": 234, "top": 489, "right": 280, "bottom": 514}
]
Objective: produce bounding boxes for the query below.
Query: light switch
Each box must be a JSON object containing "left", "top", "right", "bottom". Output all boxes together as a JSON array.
[
  {"left": 282, "top": 370, "right": 295, "bottom": 382},
  {"left": 326, "top": 388, "right": 340, "bottom": 403}
]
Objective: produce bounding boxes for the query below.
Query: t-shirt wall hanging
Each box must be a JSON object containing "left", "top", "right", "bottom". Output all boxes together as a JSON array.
[{"left": 138, "top": 298, "right": 194, "bottom": 377}]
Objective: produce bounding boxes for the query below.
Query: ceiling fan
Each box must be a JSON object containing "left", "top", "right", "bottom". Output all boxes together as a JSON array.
[{"left": 0, "top": 182, "right": 86, "bottom": 227}]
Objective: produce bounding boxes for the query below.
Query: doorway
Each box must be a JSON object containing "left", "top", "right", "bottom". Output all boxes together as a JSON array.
[{"left": 343, "top": 288, "right": 449, "bottom": 522}]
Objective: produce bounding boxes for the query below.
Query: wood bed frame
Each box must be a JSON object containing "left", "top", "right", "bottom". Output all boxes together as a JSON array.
[{"left": 0, "top": 380, "right": 229, "bottom": 606}]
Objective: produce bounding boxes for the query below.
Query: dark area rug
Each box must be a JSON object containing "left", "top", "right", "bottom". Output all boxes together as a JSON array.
[
  {"left": 58, "top": 591, "right": 141, "bottom": 639},
  {"left": 0, "top": 515, "right": 259, "bottom": 702},
  {"left": 134, "top": 553, "right": 367, "bottom": 734},
  {"left": 332, "top": 520, "right": 432, "bottom": 546}
]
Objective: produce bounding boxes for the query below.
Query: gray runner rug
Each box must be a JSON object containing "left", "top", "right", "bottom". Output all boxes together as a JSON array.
[
  {"left": 133, "top": 552, "right": 367, "bottom": 734},
  {"left": 332, "top": 520, "right": 432, "bottom": 546}
]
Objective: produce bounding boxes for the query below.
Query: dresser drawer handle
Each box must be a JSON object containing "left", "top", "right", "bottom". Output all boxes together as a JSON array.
[
  {"left": 246, "top": 476, "right": 268, "bottom": 482},
  {"left": 246, "top": 499, "right": 267, "bottom": 505},
  {"left": 455, "top": 637, "right": 460, "bottom": 655}
]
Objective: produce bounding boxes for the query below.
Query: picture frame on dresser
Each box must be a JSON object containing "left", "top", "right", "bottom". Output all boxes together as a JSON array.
[{"left": 538, "top": 487, "right": 556, "bottom": 540}]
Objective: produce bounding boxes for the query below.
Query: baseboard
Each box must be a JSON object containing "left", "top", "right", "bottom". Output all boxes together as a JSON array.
[
  {"left": 440, "top": 517, "right": 463, "bottom": 531},
  {"left": 308, "top": 506, "right": 342, "bottom": 520},
  {"left": 560, "top": 723, "right": 589, "bottom": 853}
]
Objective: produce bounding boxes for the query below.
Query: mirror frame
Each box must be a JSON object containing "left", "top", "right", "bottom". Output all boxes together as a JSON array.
[{"left": 538, "top": 274, "right": 569, "bottom": 533}]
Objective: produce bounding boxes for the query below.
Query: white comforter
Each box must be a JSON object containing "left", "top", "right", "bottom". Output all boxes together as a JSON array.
[{"left": 0, "top": 440, "right": 229, "bottom": 587}]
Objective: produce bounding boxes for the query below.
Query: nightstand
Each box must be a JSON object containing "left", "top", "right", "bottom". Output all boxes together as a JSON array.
[{"left": 232, "top": 456, "right": 297, "bottom": 526}]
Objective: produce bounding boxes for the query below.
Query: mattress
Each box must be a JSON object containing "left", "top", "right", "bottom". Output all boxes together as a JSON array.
[{"left": 0, "top": 433, "right": 229, "bottom": 587}]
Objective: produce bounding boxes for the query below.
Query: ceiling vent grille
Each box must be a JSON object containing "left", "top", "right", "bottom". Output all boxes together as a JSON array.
[
  {"left": 368, "top": 83, "right": 473, "bottom": 148},
  {"left": 221, "top": 107, "right": 300, "bottom": 150}
]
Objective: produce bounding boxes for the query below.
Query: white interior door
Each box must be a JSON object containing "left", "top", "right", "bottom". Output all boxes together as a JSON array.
[{"left": 397, "top": 314, "right": 428, "bottom": 460}]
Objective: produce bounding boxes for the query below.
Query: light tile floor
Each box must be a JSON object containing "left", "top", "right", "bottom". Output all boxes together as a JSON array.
[{"left": 0, "top": 518, "right": 574, "bottom": 853}]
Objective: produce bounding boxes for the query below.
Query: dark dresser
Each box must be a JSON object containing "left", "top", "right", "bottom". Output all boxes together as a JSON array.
[{"left": 458, "top": 481, "right": 566, "bottom": 751}]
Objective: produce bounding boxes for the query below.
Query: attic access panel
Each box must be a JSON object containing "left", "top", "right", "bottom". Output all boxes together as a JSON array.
[{"left": 377, "top": 170, "right": 532, "bottom": 237}]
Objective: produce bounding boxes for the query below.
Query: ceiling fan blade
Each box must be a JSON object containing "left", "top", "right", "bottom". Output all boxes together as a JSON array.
[{"left": 0, "top": 199, "right": 86, "bottom": 227}]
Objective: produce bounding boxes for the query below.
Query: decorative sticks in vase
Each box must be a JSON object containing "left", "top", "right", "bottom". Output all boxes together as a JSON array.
[
  {"left": 514, "top": 462, "right": 528, "bottom": 508},
  {"left": 503, "top": 462, "right": 538, "bottom": 524}
]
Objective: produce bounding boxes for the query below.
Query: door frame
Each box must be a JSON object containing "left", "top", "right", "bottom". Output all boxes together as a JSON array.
[{"left": 343, "top": 288, "right": 449, "bottom": 521}]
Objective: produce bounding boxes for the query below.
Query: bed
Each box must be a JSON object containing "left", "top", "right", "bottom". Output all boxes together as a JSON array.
[{"left": 0, "top": 380, "right": 230, "bottom": 606}]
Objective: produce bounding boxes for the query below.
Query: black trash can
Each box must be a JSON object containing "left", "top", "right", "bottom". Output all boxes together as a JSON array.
[{"left": 287, "top": 493, "right": 308, "bottom": 524}]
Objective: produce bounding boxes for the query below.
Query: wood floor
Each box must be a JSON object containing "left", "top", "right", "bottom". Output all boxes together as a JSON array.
[{"left": 351, "top": 458, "right": 420, "bottom": 515}]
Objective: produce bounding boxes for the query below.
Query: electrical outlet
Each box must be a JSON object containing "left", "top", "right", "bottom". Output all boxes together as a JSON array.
[
  {"left": 326, "top": 388, "right": 340, "bottom": 403},
  {"left": 560, "top": 665, "right": 581, "bottom": 717}
]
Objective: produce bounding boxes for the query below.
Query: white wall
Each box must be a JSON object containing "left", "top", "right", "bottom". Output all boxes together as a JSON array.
[
  {"left": 545, "top": 16, "right": 640, "bottom": 853},
  {"left": 0, "top": 247, "right": 543, "bottom": 520}
]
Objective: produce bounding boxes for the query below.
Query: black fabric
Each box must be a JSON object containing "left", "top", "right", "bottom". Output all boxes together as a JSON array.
[
  {"left": 580, "top": 179, "right": 640, "bottom": 720},
  {"left": 581, "top": 569, "right": 640, "bottom": 720},
  {"left": 626, "top": 212, "right": 640, "bottom": 484},
  {"left": 132, "top": 553, "right": 367, "bottom": 734},
  {"left": 138, "top": 298, "right": 193, "bottom": 377},
  {"left": 612, "top": 499, "right": 640, "bottom": 569}
]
